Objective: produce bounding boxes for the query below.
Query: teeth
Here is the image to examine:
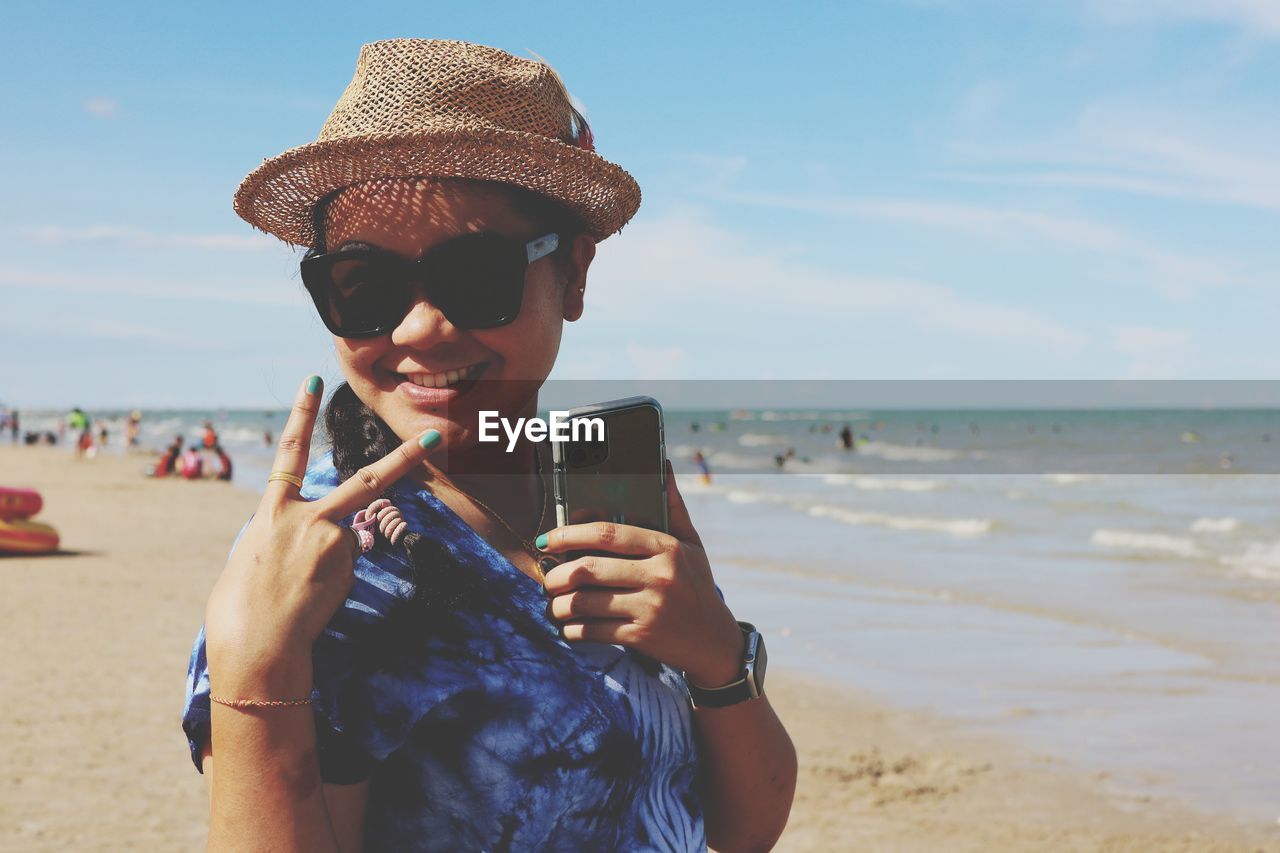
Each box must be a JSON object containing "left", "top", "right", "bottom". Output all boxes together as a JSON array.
[{"left": 406, "top": 364, "right": 481, "bottom": 389}]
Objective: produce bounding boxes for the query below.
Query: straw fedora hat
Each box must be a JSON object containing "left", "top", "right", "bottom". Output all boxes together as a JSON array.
[{"left": 232, "top": 38, "right": 641, "bottom": 248}]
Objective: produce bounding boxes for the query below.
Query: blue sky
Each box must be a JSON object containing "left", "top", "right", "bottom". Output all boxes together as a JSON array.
[{"left": 2, "top": 1, "right": 1277, "bottom": 408}]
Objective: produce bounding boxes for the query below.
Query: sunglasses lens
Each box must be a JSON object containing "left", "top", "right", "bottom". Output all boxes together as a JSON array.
[
  {"left": 316, "top": 256, "right": 408, "bottom": 336},
  {"left": 429, "top": 234, "right": 527, "bottom": 329}
]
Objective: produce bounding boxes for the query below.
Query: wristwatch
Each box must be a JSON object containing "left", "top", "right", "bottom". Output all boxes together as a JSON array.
[{"left": 685, "top": 622, "right": 767, "bottom": 709}]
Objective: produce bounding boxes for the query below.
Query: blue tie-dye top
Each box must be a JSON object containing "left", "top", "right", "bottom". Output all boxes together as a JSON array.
[{"left": 182, "top": 449, "right": 706, "bottom": 851}]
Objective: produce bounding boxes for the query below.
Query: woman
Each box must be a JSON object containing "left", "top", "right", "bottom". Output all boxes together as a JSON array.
[{"left": 183, "top": 39, "right": 796, "bottom": 851}]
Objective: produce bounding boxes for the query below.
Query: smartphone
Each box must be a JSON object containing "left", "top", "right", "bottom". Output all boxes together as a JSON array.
[{"left": 551, "top": 396, "right": 669, "bottom": 534}]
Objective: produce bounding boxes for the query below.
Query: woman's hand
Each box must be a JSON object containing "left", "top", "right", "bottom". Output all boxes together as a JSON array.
[
  {"left": 539, "top": 461, "right": 744, "bottom": 687},
  {"left": 203, "top": 375, "right": 440, "bottom": 691}
]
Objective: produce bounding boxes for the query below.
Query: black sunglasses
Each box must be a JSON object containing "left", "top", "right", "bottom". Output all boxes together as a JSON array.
[{"left": 300, "top": 231, "right": 560, "bottom": 338}]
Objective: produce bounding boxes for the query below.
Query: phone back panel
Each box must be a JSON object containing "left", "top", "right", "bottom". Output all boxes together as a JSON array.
[{"left": 552, "top": 397, "right": 668, "bottom": 533}]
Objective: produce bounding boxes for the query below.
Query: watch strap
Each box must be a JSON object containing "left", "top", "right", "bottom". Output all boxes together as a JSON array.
[{"left": 685, "top": 622, "right": 762, "bottom": 708}]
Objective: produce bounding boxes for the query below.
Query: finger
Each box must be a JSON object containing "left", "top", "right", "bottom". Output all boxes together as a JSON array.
[
  {"left": 560, "top": 618, "right": 648, "bottom": 646},
  {"left": 664, "top": 459, "right": 701, "bottom": 544},
  {"left": 265, "top": 375, "right": 324, "bottom": 503},
  {"left": 543, "top": 555, "right": 645, "bottom": 595},
  {"left": 548, "top": 588, "right": 649, "bottom": 622},
  {"left": 537, "top": 520, "right": 670, "bottom": 558},
  {"left": 317, "top": 428, "right": 442, "bottom": 521}
]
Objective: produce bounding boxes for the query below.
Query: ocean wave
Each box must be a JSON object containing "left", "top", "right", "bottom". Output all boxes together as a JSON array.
[
  {"left": 1190, "top": 517, "right": 1240, "bottom": 534},
  {"left": 1219, "top": 542, "right": 1280, "bottom": 581},
  {"left": 1090, "top": 528, "right": 1205, "bottom": 559},
  {"left": 725, "top": 489, "right": 773, "bottom": 504},
  {"left": 703, "top": 451, "right": 772, "bottom": 470},
  {"left": 855, "top": 441, "right": 986, "bottom": 463},
  {"left": 822, "top": 474, "right": 943, "bottom": 492},
  {"left": 142, "top": 417, "right": 184, "bottom": 437},
  {"left": 1044, "top": 473, "right": 1103, "bottom": 485},
  {"left": 737, "top": 433, "right": 789, "bottom": 447},
  {"left": 217, "top": 426, "right": 272, "bottom": 445},
  {"left": 807, "top": 504, "right": 993, "bottom": 537},
  {"left": 710, "top": 486, "right": 992, "bottom": 537}
]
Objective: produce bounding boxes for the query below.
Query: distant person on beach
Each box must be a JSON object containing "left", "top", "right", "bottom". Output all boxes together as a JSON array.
[
  {"left": 179, "top": 444, "right": 203, "bottom": 480},
  {"left": 97, "top": 420, "right": 109, "bottom": 448},
  {"left": 149, "top": 439, "right": 182, "bottom": 477},
  {"left": 8, "top": 410, "right": 17, "bottom": 443},
  {"left": 210, "top": 445, "right": 233, "bottom": 482},
  {"left": 67, "top": 407, "right": 89, "bottom": 456},
  {"left": 202, "top": 420, "right": 218, "bottom": 449},
  {"left": 693, "top": 450, "right": 712, "bottom": 485},
  {"left": 126, "top": 411, "right": 142, "bottom": 448},
  {"left": 839, "top": 423, "right": 854, "bottom": 451},
  {"left": 77, "top": 428, "right": 94, "bottom": 459},
  {"left": 181, "top": 40, "right": 794, "bottom": 852}
]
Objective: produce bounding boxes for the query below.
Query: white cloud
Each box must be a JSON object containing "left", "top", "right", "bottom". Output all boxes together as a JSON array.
[
  {"left": 1085, "top": 0, "right": 1280, "bottom": 36},
  {"left": 0, "top": 267, "right": 302, "bottom": 306},
  {"left": 590, "top": 210, "right": 1088, "bottom": 350},
  {"left": 1074, "top": 106, "right": 1280, "bottom": 212},
  {"left": 704, "top": 189, "right": 1248, "bottom": 298},
  {"left": 83, "top": 97, "right": 120, "bottom": 119},
  {"left": 22, "top": 224, "right": 280, "bottom": 253},
  {"left": 0, "top": 313, "right": 227, "bottom": 352},
  {"left": 948, "top": 103, "right": 1280, "bottom": 215}
]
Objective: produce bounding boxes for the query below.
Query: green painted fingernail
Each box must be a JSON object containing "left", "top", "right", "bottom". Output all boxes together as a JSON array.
[
  {"left": 419, "top": 429, "right": 442, "bottom": 450},
  {"left": 306, "top": 375, "right": 321, "bottom": 394},
  {"left": 535, "top": 532, "right": 549, "bottom": 550}
]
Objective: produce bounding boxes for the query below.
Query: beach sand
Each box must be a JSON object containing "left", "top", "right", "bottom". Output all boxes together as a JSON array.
[{"left": 1, "top": 444, "right": 1274, "bottom": 851}]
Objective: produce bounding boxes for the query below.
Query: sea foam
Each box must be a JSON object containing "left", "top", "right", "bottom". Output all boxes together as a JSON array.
[
  {"left": 808, "top": 504, "right": 993, "bottom": 537},
  {"left": 822, "top": 474, "right": 943, "bottom": 492},
  {"left": 1090, "top": 528, "right": 1205, "bottom": 559},
  {"left": 1220, "top": 541, "right": 1280, "bottom": 581},
  {"left": 855, "top": 442, "right": 985, "bottom": 463},
  {"left": 1190, "top": 517, "right": 1241, "bottom": 534}
]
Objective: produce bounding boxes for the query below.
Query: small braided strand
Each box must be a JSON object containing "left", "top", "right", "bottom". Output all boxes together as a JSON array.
[{"left": 209, "top": 694, "right": 313, "bottom": 709}]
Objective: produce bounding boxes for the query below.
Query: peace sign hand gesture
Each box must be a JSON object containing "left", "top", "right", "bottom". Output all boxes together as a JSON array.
[{"left": 202, "top": 375, "right": 440, "bottom": 695}]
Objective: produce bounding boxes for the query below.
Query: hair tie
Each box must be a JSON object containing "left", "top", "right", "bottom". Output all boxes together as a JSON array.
[{"left": 359, "top": 498, "right": 408, "bottom": 547}]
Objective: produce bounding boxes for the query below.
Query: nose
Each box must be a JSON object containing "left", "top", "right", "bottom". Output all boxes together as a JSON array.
[{"left": 389, "top": 289, "right": 462, "bottom": 348}]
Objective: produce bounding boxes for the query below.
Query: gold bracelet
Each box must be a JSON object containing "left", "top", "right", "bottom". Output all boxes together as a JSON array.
[{"left": 209, "top": 693, "right": 313, "bottom": 709}]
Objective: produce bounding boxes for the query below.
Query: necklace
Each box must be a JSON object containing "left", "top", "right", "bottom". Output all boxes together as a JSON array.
[{"left": 426, "top": 443, "right": 553, "bottom": 578}]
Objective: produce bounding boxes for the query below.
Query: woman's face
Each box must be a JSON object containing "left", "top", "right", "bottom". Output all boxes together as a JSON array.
[{"left": 322, "top": 177, "right": 595, "bottom": 456}]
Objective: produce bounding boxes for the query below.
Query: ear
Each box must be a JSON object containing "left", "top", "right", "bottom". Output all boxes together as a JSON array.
[{"left": 561, "top": 233, "right": 597, "bottom": 322}]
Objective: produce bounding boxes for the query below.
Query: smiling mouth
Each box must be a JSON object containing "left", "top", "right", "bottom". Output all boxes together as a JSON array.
[{"left": 397, "top": 362, "right": 488, "bottom": 389}]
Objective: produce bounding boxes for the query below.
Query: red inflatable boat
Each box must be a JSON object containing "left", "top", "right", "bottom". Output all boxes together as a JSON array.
[
  {"left": 0, "top": 517, "right": 60, "bottom": 554},
  {"left": 0, "top": 487, "right": 43, "bottom": 521}
]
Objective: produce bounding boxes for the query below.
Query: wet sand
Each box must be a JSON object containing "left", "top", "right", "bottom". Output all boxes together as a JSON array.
[{"left": 0, "top": 445, "right": 1274, "bottom": 851}]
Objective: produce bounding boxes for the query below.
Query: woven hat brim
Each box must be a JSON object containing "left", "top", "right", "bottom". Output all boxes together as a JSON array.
[{"left": 233, "top": 127, "right": 642, "bottom": 248}]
